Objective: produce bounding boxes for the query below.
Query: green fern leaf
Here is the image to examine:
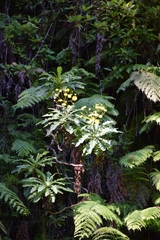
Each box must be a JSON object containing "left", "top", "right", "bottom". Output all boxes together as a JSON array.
[
  {"left": 150, "top": 169, "right": 160, "bottom": 191},
  {"left": 117, "top": 69, "right": 160, "bottom": 102},
  {"left": 12, "top": 139, "right": 36, "bottom": 157},
  {"left": 119, "top": 145, "right": 154, "bottom": 168},
  {"left": 154, "top": 196, "right": 160, "bottom": 205},
  {"left": 74, "top": 193, "right": 122, "bottom": 239},
  {"left": 117, "top": 77, "right": 134, "bottom": 93},
  {"left": 132, "top": 71, "right": 160, "bottom": 102},
  {"left": 153, "top": 151, "right": 160, "bottom": 162},
  {"left": 0, "top": 221, "right": 7, "bottom": 234},
  {"left": 93, "top": 227, "right": 129, "bottom": 240},
  {"left": 13, "top": 85, "right": 49, "bottom": 109},
  {"left": 125, "top": 207, "right": 160, "bottom": 231},
  {"left": 125, "top": 210, "right": 146, "bottom": 231},
  {"left": 126, "top": 64, "right": 147, "bottom": 73},
  {"left": 0, "top": 13, "right": 9, "bottom": 29},
  {"left": 0, "top": 183, "right": 30, "bottom": 216},
  {"left": 116, "top": 64, "right": 147, "bottom": 93},
  {"left": 143, "top": 112, "right": 160, "bottom": 125}
]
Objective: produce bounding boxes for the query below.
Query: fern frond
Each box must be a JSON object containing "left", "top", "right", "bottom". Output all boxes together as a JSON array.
[
  {"left": 0, "top": 154, "right": 15, "bottom": 163},
  {"left": 12, "top": 139, "right": 36, "bottom": 157},
  {"left": 131, "top": 184, "right": 150, "bottom": 208},
  {"left": 116, "top": 77, "right": 134, "bottom": 93},
  {"left": 117, "top": 64, "right": 148, "bottom": 93},
  {"left": 125, "top": 207, "right": 160, "bottom": 231},
  {"left": 119, "top": 145, "right": 154, "bottom": 168},
  {"left": 0, "top": 183, "right": 30, "bottom": 216},
  {"left": 126, "top": 64, "right": 147, "bottom": 74},
  {"left": 150, "top": 169, "right": 160, "bottom": 191},
  {"left": 154, "top": 195, "right": 160, "bottom": 205},
  {"left": 153, "top": 151, "right": 160, "bottom": 162},
  {"left": 0, "top": 13, "right": 9, "bottom": 28},
  {"left": 93, "top": 227, "right": 129, "bottom": 240},
  {"left": 143, "top": 112, "right": 160, "bottom": 125},
  {"left": 0, "top": 221, "right": 7, "bottom": 234},
  {"left": 13, "top": 85, "right": 49, "bottom": 109},
  {"left": 74, "top": 193, "right": 122, "bottom": 239},
  {"left": 112, "top": 203, "right": 138, "bottom": 218},
  {"left": 123, "top": 167, "right": 150, "bottom": 208},
  {"left": 117, "top": 69, "right": 160, "bottom": 102},
  {"left": 132, "top": 71, "right": 160, "bottom": 102}
]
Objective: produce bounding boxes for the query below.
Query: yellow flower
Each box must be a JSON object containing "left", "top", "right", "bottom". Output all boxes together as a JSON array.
[
  {"left": 94, "top": 119, "right": 100, "bottom": 124},
  {"left": 93, "top": 111, "right": 99, "bottom": 117},
  {"left": 64, "top": 88, "right": 70, "bottom": 93},
  {"left": 98, "top": 115, "right": 103, "bottom": 118},
  {"left": 63, "top": 92, "right": 68, "bottom": 97},
  {"left": 72, "top": 95, "right": 77, "bottom": 101},
  {"left": 62, "top": 102, "right": 67, "bottom": 107},
  {"left": 67, "top": 105, "right": 72, "bottom": 109},
  {"left": 68, "top": 94, "right": 72, "bottom": 98},
  {"left": 89, "top": 116, "right": 95, "bottom": 122}
]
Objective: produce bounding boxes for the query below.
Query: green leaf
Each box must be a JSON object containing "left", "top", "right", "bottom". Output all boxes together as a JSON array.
[
  {"left": 38, "top": 185, "right": 45, "bottom": 192},
  {"left": 125, "top": 207, "right": 160, "bottom": 231},
  {"left": 12, "top": 139, "right": 36, "bottom": 157},
  {"left": 150, "top": 170, "right": 160, "bottom": 191},
  {"left": 120, "top": 145, "right": 154, "bottom": 168},
  {"left": 0, "top": 183, "right": 30, "bottom": 216},
  {"left": 93, "top": 227, "right": 129, "bottom": 240},
  {"left": 74, "top": 193, "right": 122, "bottom": 239}
]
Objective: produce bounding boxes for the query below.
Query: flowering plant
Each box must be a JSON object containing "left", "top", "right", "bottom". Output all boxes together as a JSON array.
[{"left": 40, "top": 92, "right": 120, "bottom": 156}]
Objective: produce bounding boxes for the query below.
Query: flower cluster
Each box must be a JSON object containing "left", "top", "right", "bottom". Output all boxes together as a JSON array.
[
  {"left": 80, "top": 104, "right": 107, "bottom": 125},
  {"left": 52, "top": 88, "right": 78, "bottom": 108}
]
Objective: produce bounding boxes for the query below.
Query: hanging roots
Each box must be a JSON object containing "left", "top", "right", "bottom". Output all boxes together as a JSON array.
[{"left": 71, "top": 146, "right": 84, "bottom": 194}]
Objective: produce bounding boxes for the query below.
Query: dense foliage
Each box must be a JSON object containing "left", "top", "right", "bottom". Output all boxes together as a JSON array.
[{"left": 1, "top": 0, "right": 160, "bottom": 239}]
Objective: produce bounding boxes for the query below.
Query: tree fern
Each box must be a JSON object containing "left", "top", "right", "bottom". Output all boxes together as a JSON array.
[
  {"left": 93, "top": 227, "right": 129, "bottom": 240},
  {"left": 11, "top": 139, "right": 36, "bottom": 157},
  {"left": 119, "top": 145, "right": 154, "bottom": 168},
  {"left": 73, "top": 193, "right": 122, "bottom": 239},
  {"left": 125, "top": 207, "right": 160, "bottom": 231},
  {"left": 0, "top": 183, "right": 30, "bottom": 216}
]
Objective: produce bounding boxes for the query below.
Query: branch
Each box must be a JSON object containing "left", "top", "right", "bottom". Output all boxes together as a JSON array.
[{"left": 50, "top": 146, "right": 84, "bottom": 167}]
